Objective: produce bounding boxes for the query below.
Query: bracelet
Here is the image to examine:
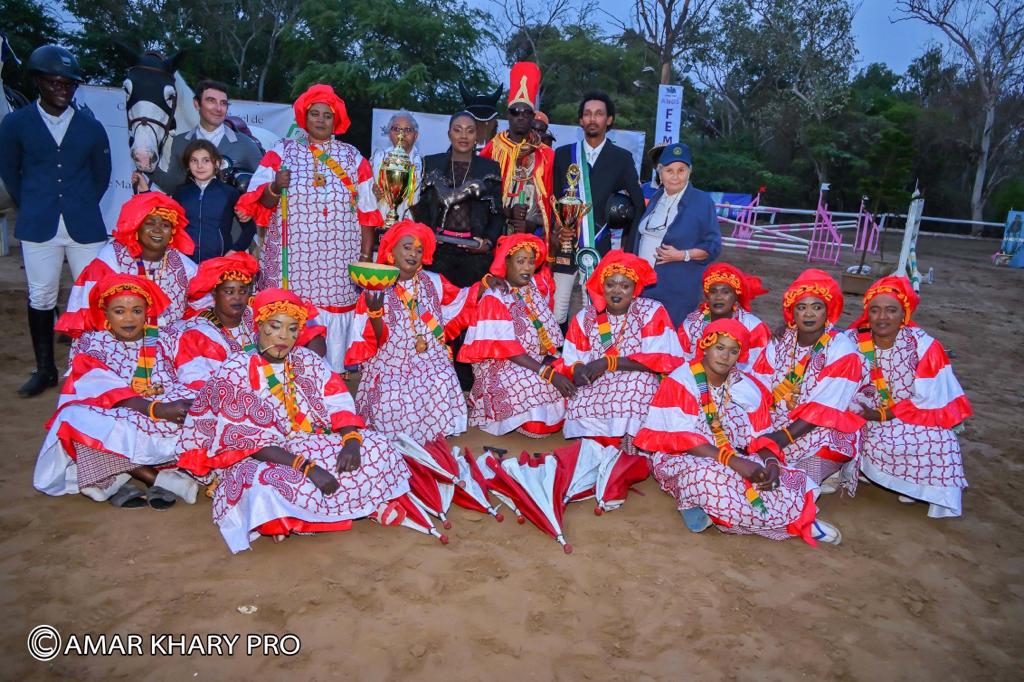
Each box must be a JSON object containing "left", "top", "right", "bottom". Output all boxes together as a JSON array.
[
  {"left": 877, "top": 406, "right": 888, "bottom": 422},
  {"left": 538, "top": 365, "right": 555, "bottom": 383},
  {"left": 302, "top": 460, "right": 316, "bottom": 477},
  {"left": 605, "top": 354, "right": 617, "bottom": 372},
  {"left": 782, "top": 426, "right": 796, "bottom": 445},
  {"left": 717, "top": 446, "right": 734, "bottom": 467},
  {"left": 367, "top": 307, "right": 384, "bottom": 319},
  {"left": 570, "top": 362, "right": 583, "bottom": 380},
  {"left": 292, "top": 455, "right": 305, "bottom": 470},
  {"left": 341, "top": 431, "right": 364, "bottom": 446},
  {"left": 148, "top": 400, "right": 162, "bottom": 421},
  {"left": 266, "top": 184, "right": 280, "bottom": 198},
  {"left": 684, "top": 249, "right": 691, "bottom": 262},
  {"left": 359, "top": 253, "right": 373, "bottom": 262},
  {"left": 763, "top": 456, "right": 780, "bottom": 467}
]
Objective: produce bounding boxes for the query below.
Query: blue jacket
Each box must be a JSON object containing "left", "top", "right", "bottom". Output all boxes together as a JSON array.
[
  {"left": 629, "top": 185, "right": 722, "bottom": 325},
  {"left": 172, "top": 178, "right": 254, "bottom": 263},
  {"left": 0, "top": 104, "right": 111, "bottom": 243}
]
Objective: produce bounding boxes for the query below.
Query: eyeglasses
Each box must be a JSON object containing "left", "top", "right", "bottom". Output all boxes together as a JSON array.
[
  {"left": 508, "top": 107, "right": 533, "bottom": 118},
  {"left": 390, "top": 126, "right": 415, "bottom": 135}
]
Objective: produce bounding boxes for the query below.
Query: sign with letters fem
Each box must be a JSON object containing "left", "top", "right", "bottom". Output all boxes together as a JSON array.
[{"left": 654, "top": 84, "right": 683, "bottom": 146}]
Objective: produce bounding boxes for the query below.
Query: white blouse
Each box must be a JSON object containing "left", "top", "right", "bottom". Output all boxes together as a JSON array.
[{"left": 637, "top": 184, "right": 687, "bottom": 265}]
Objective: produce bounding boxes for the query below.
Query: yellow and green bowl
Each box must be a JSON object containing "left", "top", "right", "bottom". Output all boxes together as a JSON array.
[{"left": 349, "top": 262, "right": 400, "bottom": 291}]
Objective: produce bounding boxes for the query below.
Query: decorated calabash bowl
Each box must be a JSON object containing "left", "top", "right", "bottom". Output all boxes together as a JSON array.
[{"left": 348, "top": 262, "right": 400, "bottom": 291}]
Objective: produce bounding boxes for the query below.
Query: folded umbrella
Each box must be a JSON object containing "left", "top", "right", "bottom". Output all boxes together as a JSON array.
[
  {"left": 485, "top": 451, "right": 574, "bottom": 554},
  {"left": 594, "top": 450, "right": 650, "bottom": 515},
  {"left": 370, "top": 492, "right": 449, "bottom": 544},
  {"left": 478, "top": 450, "right": 525, "bottom": 524},
  {"left": 553, "top": 439, "right": 617, "bottom": 505},
  {"left": 394, "top": 433, "right": 459, "bottom": 529},
  {"left": 452, "top": 447, "right": 504, "bottom": 521}
]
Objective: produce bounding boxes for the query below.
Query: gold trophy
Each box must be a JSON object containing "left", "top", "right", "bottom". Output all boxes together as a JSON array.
[
  {"left": 378, "top": 131, "right": 413, "bottom": 229},
  {"left": 550, "top": 164, "right": 591, "bottom": 266}
]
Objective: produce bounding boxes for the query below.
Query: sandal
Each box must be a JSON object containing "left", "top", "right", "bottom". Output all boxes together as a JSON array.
[
  {"left": 109, "top": 484, "right": 147, "bottom": 509},
  {"left": 146, "top": 485, "right": 177, "bottom": 511}
]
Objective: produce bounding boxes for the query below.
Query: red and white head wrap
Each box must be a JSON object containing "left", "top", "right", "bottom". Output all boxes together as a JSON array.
[
  {"left": 782, "top": 268, "right": 844, "bottom": 327},
  {"left": 702, "top": 262, "right": 768, "bottom": 311},
  {"left": 187, "top": 252, "right": 259, "bottom": 302},
  {"left": 113, "top": 193, "right": 194, "bottom": 257},
  {"left": 293, "top": 84, "right": 351, "bottom": 135},
  {"left": 251, "top": 288, "right": 319, "bottom": 333},
  {"left": 489, "top": 234, "right": 548, "bottom": 278},
  {"left": 696, "top": 317, "right": 751, "bottom": 364},
  {"left": 88, "top": 273, "right": 171, "bottom": 332},
  {"left": 585, "top": 249, "right": 657, "bottom": 311},
  {"left": 377, "top": 220, "right": 437, "bottom": 266},
  {"left": 851, "top": 275, "right": 919, "bottom": 329}
]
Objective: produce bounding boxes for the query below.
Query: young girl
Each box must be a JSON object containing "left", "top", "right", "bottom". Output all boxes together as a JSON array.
[{"left": 171, "top": 139, "right": 256, "bottom": 263}]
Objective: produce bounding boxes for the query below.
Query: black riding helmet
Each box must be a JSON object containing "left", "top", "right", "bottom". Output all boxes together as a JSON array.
[
  {"left": 26, "top": 45, "right": 84, "bottom": 82},
  {"left": 605, "top": 192, "right": 635, "bottom": 230}
]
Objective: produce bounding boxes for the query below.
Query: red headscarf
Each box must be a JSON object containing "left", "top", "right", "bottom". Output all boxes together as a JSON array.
[
  {"left": 377, "top": 220, "right": 437, "bottom": 266},
  {"left": 113, "top": 193, "right": 195, "bottom": 257},
  {"left": 696, "top": 318, "right": 750, "bottom": 364},
  {"left": 782, "top": 268, "right": 844, "bottom": 327},
  {"left": 851, "top": 275, "right": 919, "bottom": 329},
  {"left": 187, "top": 252, "right": 259, "bottom": 302},
  {"left": 250, "top": 288, "right": 319, "bottom": 333},
  {"left": 702, "top": 262, "right": 768, "bottom": 311},
  {"left": 489, "top": 234, "right": 548, "bottom": 278},
  {"left": 585, "top": 249, "right": 657, "bottom": 311},
  {"left": 293, "top": 84, "right": 351, "bottom": 135},
  {"left": 87, "top": 273, "right": 171, "bottom": 332}
]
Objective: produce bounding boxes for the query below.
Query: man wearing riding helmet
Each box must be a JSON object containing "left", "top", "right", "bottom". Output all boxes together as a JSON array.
[{"left": 0, "top": 44, "right": 111, "bottom": 398}]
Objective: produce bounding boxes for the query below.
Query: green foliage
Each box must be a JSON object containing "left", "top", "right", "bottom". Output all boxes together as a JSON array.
[{"left": 0, "top": 0, "right": 65, "bottom": 96}]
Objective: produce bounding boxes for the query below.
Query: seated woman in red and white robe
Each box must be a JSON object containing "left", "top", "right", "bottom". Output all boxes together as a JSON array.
[
  {"left": 458, "top": 234, "right": 574, "bottom": 437},
  {"left": 345, "top": 221, "right": 468, "bottom": 443},
  {"left": 634, "top": 319, "right": 840, "bottom": 545},
  {"left": 177, "top": 288, "right": 411, "bottom": 553},
  {"left": 751, "top": 269, "right": 864, "bottom": 492},
  {"left": 56, "top": 193, "right": 200, "bottom": 337},
  {"left": 34, "top": 274, "right": 200, "bottom": 509},
  {"left": 170, "top": 252, "right": 326, "bottom": 390},
  {"left": 844, "top": 276, "right": 971, "bottom": 518},
  {"left": 561, "top": 250, "right": 683, "bottom": 446},
  {"left": 677, "top": 262, "right": 770, "bottom": 372}
]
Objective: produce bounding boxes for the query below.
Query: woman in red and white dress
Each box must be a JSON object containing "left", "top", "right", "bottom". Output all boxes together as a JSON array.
[
  {"left": 634, "top": 319, "right": 840, "bottom": 545},
  {"left": 177, "top": 288, "right": 411, "bottom": 553},
  {"left": 236, "top": 84, "right": 382, "bottom": 373},
  {"left": 844, "top": 276, "right": 971, "bottom": 518},
  {"left": 56, "top": 193, "right": 199, "bottom": 336},
  {"left": 346, "top": 221, "right": 468, "bottom": 443},
  {"left": 751, "top": 269, "right": 864, "bottom": 492},
  {"left": 170, "top": 252, "right": 326, "bottom": 390},
  {"left": 458, "top": 234, "right": 574, "bottom": 437},
  {"left": 677, "top": 262, "right": 770, "bottom": 372},
  {"left": 34, "top": 274, "right": 199, "bottom": 509},
  {"left": 561, "top": 250, "right": 683, "bottom": 447}
]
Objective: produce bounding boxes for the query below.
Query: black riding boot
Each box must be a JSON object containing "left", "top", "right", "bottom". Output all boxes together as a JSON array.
[{"left": 18, "top": 306, "right": 59, "bottom": 398}]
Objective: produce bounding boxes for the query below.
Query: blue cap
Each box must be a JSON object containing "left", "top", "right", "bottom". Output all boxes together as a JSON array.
[{"left": 658, "top": 142, "right": 692, "bottom": 167}]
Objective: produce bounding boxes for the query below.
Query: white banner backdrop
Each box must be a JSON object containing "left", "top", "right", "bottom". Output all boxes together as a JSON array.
[
  {"left": 371, "top": 108, "right": 647, "bottom": 176},
  {"left": 74, "top": 85, "right": 296, "bottom": 232}
]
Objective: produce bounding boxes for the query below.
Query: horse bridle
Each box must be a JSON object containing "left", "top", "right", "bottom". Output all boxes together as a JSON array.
[{"left": 125, "top": 64, "right": 177, "bottom": 154}]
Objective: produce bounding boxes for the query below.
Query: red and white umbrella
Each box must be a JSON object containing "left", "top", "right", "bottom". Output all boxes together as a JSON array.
[
  {"left": 394, "top": 433, "right": 460, "bottom": 530},
  {"left": 484, "top": 451, "right": 574, "bottom": 554},
  {"left": 594, "top": 451, "right": 650, "bottom": 515},
  {"left": 452, "top": 447, "right": 504, "bottom": 522},
  {"left": 370, "top": 492, "right": 449, "bottom": 544},
  {"left": 553, "top": 439, "right": 617, "bottom": 505},
  {"left": 478, "top": 450, "right": 525, "bottom": 524}
]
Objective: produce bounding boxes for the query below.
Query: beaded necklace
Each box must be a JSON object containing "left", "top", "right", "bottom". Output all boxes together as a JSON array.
[
  {"left": 855, "top": 326, "right": 894, "bottom": 408},
  {"left": 773, "top": 329, "right": 835, "bottom": 409}
]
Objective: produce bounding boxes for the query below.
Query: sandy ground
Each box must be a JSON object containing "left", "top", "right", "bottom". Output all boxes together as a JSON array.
[{"left": 0, "top": 231, "right": 1021, "bottom": 681}]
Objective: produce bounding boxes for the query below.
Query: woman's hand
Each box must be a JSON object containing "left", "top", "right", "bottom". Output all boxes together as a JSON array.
[
  {"left": 271, "top": 169, "right": 291, "bottom": 195},
  {"left": 654, "top": 245, "right": 710, "bottom": 265},
  {"left": 131, "top": 171, "right": 150, "bottom": 193},
  {"left": 551, "top": 373, "right": 576, "bottom": 399},
  {"left": 309, "top": 466, "right": 340, "bottom": 495},
  {"left": 756, "top": 459, "right": 781, "bottom": 491},
  {"left": 365, "top": 291, "right": 385, "bottom": 312},
  {"left": 155, "top": 399, "right": 193, "bottom": 424},
  {"left": 336, "top": 439, "right": 362, "bottom": 474},
  {"left": 730, "top": 455, "right": 767, "bottom": 483}
]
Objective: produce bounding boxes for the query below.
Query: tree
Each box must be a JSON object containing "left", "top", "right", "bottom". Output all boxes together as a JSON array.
[
  {"left": 898, "top": 0, "right": 1024, "bottom": 233},
  {"left": 1, "top": 0, "right": 67, "bottom": 97}
]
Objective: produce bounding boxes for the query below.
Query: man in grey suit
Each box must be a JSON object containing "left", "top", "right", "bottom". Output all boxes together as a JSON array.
[{"left": 149, "top": 79, "right": 262, "bottom": 193}]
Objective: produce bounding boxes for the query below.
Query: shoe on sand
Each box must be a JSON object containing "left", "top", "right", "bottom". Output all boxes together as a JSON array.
[
  {"left": 897, "top": 494, "right": 916, "bottom": 505},
  {"left": 680, "top": 507, "right": 712, "bottom": 533},
  {"left": 820, "top": 473, "right": 842, "bottom": 495},
  {"left": 811, "top": 519, "right": 842, "bottom": 545}
]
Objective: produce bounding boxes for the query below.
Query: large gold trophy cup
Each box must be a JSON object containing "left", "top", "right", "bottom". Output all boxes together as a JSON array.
[
  {"left": 378, "top": 131, "right": 413, "bottom": 229},
  {"left": 550, "top": 164, "right": 591, "bottom": 265}
]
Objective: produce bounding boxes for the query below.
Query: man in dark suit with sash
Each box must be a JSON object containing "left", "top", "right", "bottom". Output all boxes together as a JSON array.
[
  {"left": 551, "top": 92, "right": 645, "bottom": 325},
  {"left": 0, "top": 45, "right": 111, "bottom": 397}
]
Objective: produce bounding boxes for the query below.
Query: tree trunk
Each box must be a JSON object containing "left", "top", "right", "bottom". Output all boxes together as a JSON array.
[
  {"left": 660, "top": 59, "right": 672, "bottom": 85},
  {"left": 969, "top": 100, "right": 996, "bottom": 235}
]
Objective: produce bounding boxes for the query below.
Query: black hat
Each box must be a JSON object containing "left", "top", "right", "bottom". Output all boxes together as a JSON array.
[
  {"left": 605, "top": 192, "right": 635, "bottom": 230},
  {"left": 26, "top": 45, "right": 84, "bottom": 82},
  {"left": 459, "top": 82, "right": 503, "bottom": 122}
]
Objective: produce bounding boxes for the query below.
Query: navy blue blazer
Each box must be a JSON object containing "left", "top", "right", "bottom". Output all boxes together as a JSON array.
[
  {"left": 172, "top": 178, "right": 252, "bottom": 263},
  {"left": 0, "top": 104, "right": 111, "bottom": 243},
  {"left": 629, "top": 185, "right": 722, "bottom": 325}
]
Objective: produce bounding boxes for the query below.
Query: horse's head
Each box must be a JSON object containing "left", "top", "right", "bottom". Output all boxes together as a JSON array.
[{"left": 117, "top": 43, "right": 186, "bottom": 172}]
